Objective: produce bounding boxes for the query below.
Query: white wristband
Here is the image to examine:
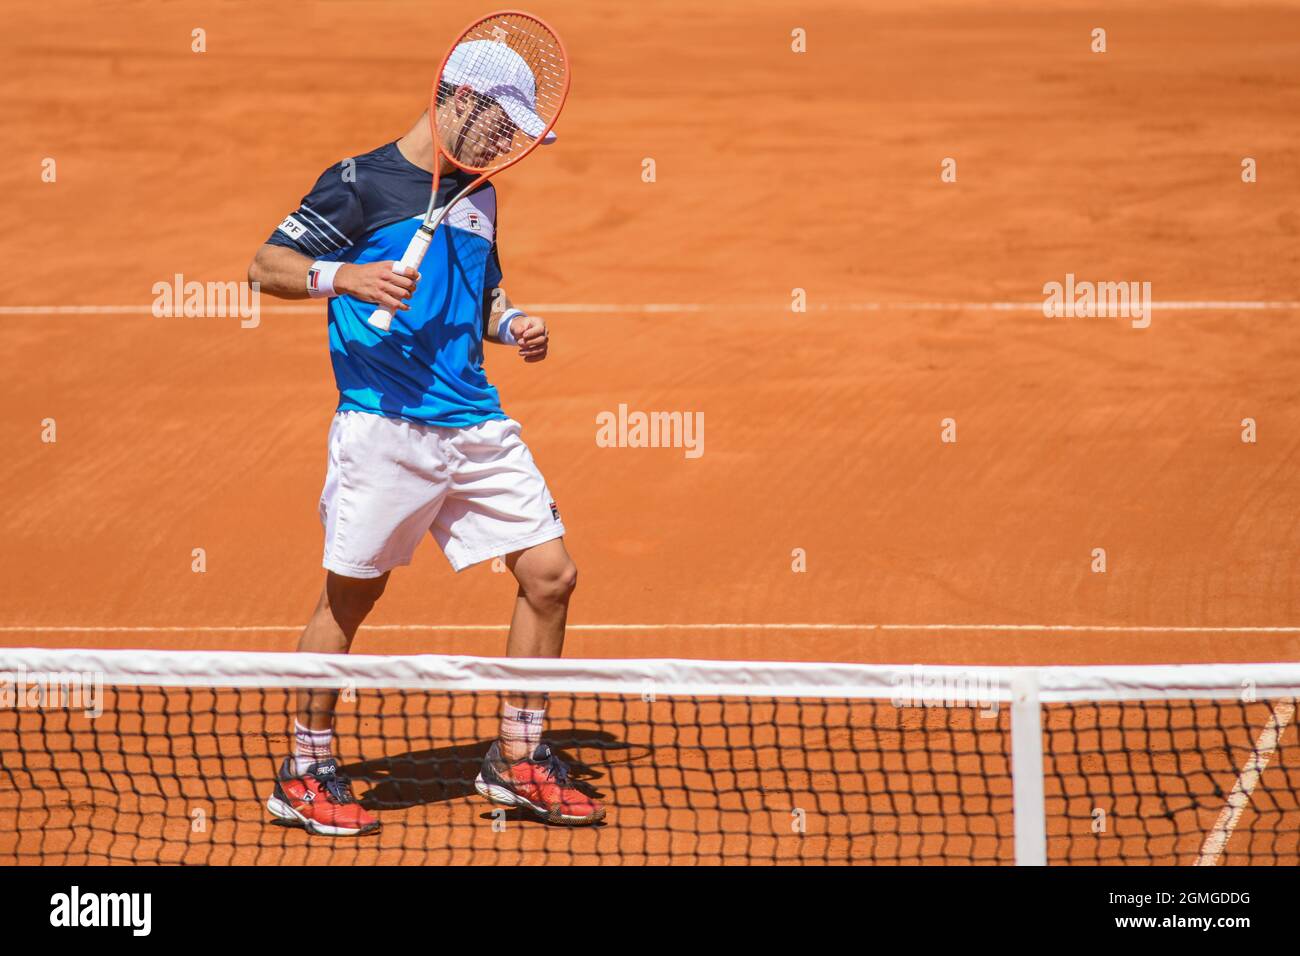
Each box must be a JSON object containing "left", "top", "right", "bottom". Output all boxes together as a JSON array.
[
  {"left": 307, "top": 261, "right": 343, "bottom": 298},
  {"left": 497, "top": 307, "right": 526, "bottom": 345}
]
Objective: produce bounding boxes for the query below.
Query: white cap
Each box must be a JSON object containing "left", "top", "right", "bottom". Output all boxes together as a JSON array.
[{"left": 443, "top": 39, "right": 557, "bottom": 145}]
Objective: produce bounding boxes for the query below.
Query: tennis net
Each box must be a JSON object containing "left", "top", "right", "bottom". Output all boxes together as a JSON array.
[{"left": 0, "top": 648, "right": 1297, "bottom": 865}]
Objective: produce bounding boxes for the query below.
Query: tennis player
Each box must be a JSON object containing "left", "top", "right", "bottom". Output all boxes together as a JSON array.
[{"left": 247, "top": 43, "right": 602, "bottom": 836}]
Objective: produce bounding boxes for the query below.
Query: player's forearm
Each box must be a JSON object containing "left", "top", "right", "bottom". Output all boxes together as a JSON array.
[
  {"left": 484, "top": 287, "right": 514, "bottom": 343},
  {"left": 250, "top": 244, "right": 419, "bottom": 312},
  {"left": 484, "top": 289, "right": 548, "bottom": 362},
  {"left": 248, "top": 244, "right": 314, "bottom": 299}
]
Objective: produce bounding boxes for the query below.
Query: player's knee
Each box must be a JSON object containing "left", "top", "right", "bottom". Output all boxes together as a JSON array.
[
  {"left": 557, "top": 559, "right": 578, "bottom": 599},
  {"left": 323, "top": 572, "right": 388, "bottom": 629},
  {"left": 522, "top": 558, "right": 577, "bottom": 607},
  {"left": 328, "top": 594, "right": 378, "bottom": 631}
]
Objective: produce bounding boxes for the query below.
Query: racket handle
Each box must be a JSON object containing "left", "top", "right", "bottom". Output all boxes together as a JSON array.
[{"left": 367, "top": 226, "right": 434, "bottom": 330}]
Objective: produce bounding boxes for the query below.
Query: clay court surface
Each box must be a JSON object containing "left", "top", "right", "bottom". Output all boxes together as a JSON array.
[{"left": 2, "top": 0, "right": 1300, "bottom": 863}]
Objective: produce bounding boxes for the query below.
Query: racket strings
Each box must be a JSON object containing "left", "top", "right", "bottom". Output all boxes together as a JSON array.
[{"left": 438, "top": 13, "right": 568, "bottom": 172}]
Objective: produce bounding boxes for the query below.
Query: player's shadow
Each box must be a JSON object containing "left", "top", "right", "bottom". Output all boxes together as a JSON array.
[{"left": 340, "top": 727, "right": 632, "bottom": 819}]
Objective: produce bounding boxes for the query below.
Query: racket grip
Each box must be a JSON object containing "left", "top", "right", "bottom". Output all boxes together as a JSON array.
[{"left": 367, "top": 226, "right": 434, "bottom": 331}]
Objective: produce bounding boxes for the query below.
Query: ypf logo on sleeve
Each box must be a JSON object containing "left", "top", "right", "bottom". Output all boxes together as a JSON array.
[
  {"left": 49, "top": 886, "right": 151, "bottom": 937},
  {"left": 277, "top": 215, "right": 309, "bottom": 241}
]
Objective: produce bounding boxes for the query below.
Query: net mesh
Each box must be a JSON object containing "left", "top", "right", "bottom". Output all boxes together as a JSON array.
[
  {"left": 1044, "top": 698, "right": 1300, "bottom": 864},
  {"left": 0, "top": 651, "right": 1297, "bottom": 865},
  {"left": 436, "top": 13, "right": 568, "bottom": 171}
]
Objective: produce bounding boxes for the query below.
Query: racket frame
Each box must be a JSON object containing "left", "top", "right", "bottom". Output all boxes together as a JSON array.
[{"left": 368, "top": 10, "right": 569, "bottom": 331}]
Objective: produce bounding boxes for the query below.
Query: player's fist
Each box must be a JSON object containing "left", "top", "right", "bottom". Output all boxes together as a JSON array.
[
  {"left": 512, "top": 314, "right": 548, "bottom": 362},
  {"left": 335, "top": 262, "right": 420, "bottom": 312}
]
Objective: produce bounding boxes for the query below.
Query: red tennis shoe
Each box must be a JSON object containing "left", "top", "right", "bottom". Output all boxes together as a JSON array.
[
  {"left": 475, "top": 741, "right": 605, "bottom": 825},
  {"left": 266, "top": 757, "right": 380, "bottom": 836}
]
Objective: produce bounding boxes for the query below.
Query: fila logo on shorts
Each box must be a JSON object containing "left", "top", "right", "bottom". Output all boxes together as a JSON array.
[{"left": 550, "top": 501, "right": 560, "bottom": 521}]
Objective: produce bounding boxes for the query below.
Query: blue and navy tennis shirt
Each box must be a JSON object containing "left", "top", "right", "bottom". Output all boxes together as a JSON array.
[{"left": 267, "top": 141, "right": 507, "bottom": 428}]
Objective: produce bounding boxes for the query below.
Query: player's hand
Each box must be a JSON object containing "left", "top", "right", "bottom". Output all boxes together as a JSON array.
[
  {"left": 512, "top": 314, "right": 548, "bottom": 362},
  {"left": 335, "top": 262, "right": 420, "bottom": 312}
]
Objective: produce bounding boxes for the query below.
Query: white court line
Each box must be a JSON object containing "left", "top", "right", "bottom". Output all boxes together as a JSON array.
[
  {"left": 2, "top": 300, "right": 1300, "bottom": 316},
  {"left": 2, "top": 622, "right": 1300, "bottom": 634},
  {"left": 1194, "top": 698, "right": 1296, "bottom": 866}
]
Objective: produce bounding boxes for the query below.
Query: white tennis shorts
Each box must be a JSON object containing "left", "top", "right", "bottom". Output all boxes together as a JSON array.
[{"left": 318, "top": 410, "right": 565, "bottom": 577}]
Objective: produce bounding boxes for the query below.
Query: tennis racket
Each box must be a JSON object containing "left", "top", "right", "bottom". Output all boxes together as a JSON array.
[{"left": 368, "top": 10, "right": 570, "bottom": 331}]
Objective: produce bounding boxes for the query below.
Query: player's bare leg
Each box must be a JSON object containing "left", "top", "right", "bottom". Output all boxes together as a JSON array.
[
  {"left": 296, "top": 571, "right": 390, "bottom": 729},
  {"left": 504, "top": 539, "right": 576, "bottom": 668},
  {"left": 475, "top": 538, "right": 602, "bottom": 824},
  {"left": 265, "top": 571, "right": 388, "bottom": 837},
  {"left": 501, "top": 537, "right": 574, "bottom": 749}
]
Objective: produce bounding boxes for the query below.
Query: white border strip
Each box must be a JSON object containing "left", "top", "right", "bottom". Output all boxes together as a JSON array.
[
  {"left": 4, "top": 623, "right": 1300, "bottom": 634},
  {"left": 1035, "top": 664, "right": 1300, "bottom": 703},
  {"left": 0, "top": 648, "right": 994, "bottom": 699},
  {"left": 2, "top": 301, "right": 1299, "bottom": 317},
  {"left": 2, "top": 648, "right": 1300, "bottom": 702}
]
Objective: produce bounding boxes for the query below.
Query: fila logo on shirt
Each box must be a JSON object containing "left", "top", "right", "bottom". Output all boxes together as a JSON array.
[{"left": 442, "top": 188, "right": 496, "bottom": 242}]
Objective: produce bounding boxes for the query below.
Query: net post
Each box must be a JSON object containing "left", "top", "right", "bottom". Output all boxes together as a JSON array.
[{"left": 1010, "top": 669, "right": 1047, "bottom": 866}]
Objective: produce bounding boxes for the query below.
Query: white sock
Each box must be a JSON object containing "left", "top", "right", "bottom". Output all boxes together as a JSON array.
[
  {"left": 294, "top": 721, "right": 334, "bottom": 775},
  {"left": 500, "top": 702, "right": 546, "bottom": 762}
]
